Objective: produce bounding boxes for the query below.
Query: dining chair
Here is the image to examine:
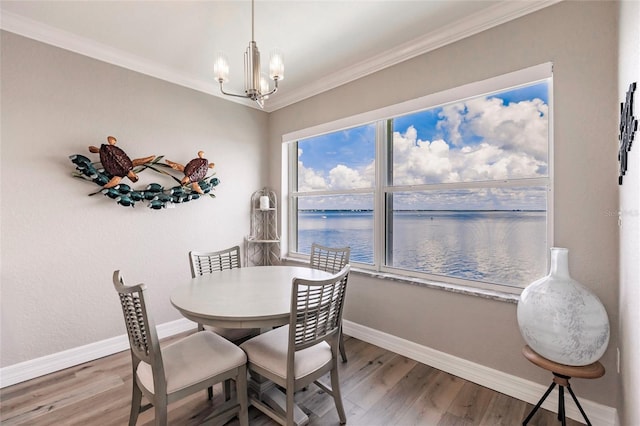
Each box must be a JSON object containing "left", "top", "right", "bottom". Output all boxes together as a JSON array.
[
  {"left": 189, "top": 245, "right": 241, "bottom": 277},
  {"left": 310, "top": 242, "right": 350, "bottom": 362},
  {"left": 189, "top": 246, "right": 261, "bottom": 338},
  {"left": 189, "top": 245, "right": 259, "bottom": 399},
  {"left": 112, "top": 271, "right": 249, "bottom": 426},
  {"left": 240, "top": 265, "right": 350, "bottom": 426}
]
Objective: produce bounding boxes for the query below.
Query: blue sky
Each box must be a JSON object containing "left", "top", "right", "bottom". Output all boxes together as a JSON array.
[
  {"left": 298, "top": 124, "right": 375, "bottom": 173},
  {"left": 490, "top": 81, "right": 548, "bottom": 104},
  {"left": 296, "top": 80, "right": 549, "bottom": 209},
  {"left": 298, "top": 81, "right": 548, "bottom": 177}
]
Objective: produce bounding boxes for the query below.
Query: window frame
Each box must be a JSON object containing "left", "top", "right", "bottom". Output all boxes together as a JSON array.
[{"left": 282, "top": 63, "right": 554, "bottom": 294}]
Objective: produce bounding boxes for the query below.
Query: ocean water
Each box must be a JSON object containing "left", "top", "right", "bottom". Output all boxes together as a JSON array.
[{"left": 297, "top": 210, "right": 547, "bottom": 288}]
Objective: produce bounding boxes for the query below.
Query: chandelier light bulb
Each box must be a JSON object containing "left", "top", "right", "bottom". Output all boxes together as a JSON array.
[
  {"left": 260, "top": 74, "right": 270, "bottom": 96},
  {"left": 214, "top": 54, "right": 230, "bottom": 83},
  {"left": 269, "top": 50, "right": 284, "bottom": 81}
]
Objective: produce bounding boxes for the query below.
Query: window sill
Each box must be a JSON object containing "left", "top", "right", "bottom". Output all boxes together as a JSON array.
[{"left": 280, "top": 256, "right": 520, "bottom": 305}]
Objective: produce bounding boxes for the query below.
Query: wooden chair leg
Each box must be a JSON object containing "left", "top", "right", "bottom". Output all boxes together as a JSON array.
[
  {"left": 286, "top": 388, "right": 296, "bottom": 426},
  {"left": 330, "top": 366, "right": 347, "bottom": 424},
  {"left": 339, "top": 334, "right": 347, "bottom": 363},
  {"left": 236, "top": 366, "right": 249, "bottom": 426},
  {"left": 224, "top": 379, "right": 232, "bottom": 401},
  {"left": 129, "top": 383, "right": 143, "bottom": 426},
  {"left": 154, "top": 404, "right": 168, "bottom": 426}
]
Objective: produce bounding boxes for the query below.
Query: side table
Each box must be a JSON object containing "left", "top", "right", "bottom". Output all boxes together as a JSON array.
[{"left": 522, "top": 345, "right": 605, "bottom": 426}]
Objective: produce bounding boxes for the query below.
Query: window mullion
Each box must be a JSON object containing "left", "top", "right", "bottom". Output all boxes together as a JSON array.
[
  {"left": 374, "top": 120, "right": 388, "bottom": 271},
  {"left": 288, "top": 142, "right": 299, "bottom": 253}
]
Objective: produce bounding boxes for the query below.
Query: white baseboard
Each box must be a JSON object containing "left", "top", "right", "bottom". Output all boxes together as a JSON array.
[
  {"left": 342, "top": 320, "right": 619, "bottom": 426},
  {"left": 0, "top": 318, "right": 619, "bottom": 426},
  {"left": 0, "top": 318, "right": 196, "bottom": 389}
]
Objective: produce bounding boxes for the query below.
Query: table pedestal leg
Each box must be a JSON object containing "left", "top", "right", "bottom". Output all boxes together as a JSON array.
[{"left": 248, "top": 371, "right": 309, "bottom": 426}]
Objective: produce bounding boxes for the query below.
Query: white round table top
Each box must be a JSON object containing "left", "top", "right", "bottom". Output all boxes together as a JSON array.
[{"left": 170, "top": 265, "right": 333, "bottom": 329}]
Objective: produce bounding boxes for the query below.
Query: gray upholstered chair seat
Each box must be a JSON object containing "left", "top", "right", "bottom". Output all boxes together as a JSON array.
[
  {"left": 137, "top": 331, "right": 247, "bottom": 394},
  {"left": 112, "top": 270, "right": 249, "bottom": 426},
  {"left": 240, "top": 325, "right": 332, "bottom": 380},
  {"left": 239, "top": 266, "right": 350, "bottom": 425}
]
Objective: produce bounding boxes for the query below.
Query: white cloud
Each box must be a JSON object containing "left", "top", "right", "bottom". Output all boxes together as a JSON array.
[
  {"left": 329, "top": 164, "right": 364, "bottom": 189},
  {"left": 463, "top": 97, "right": 548, "bottom": 161},
  {"left": 298, "top": 95, "right": 548, "bottom": 199},
  {"left": 298, "top": 161, "right": 375, "bottom": 191},
  {"left": 395, "top": 97, "right": 548, "bottom": 184},
  {"left": 393, "top": 126, "right": 459, "bottom": 185},
  {"left": 298, "top": 160, "right": 328, "bottom": 191}
]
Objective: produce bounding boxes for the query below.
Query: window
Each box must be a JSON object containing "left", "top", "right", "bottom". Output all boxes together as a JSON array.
[
  {"left": 294, "top": 124, "right": 376, "bottom": 264},
  {"left": 285, "top": 64, "right": 552, "bottom": 291}
]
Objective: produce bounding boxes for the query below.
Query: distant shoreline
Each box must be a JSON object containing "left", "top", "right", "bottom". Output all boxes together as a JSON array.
[{"left": 298, "top": 209, "right": 545, "bottom": 213}]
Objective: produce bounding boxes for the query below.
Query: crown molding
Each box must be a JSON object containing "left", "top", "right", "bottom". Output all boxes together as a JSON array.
[
  {"left": 1, "top": 1, "right": 561, "bottom": 113},
  {"left": 0, "top": 10, "right": 252, "bottom": 107}
]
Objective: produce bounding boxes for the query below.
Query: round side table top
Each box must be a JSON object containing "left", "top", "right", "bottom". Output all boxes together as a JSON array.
[{"left": 522, "top": 345, "right": 605, "bottom": 379}]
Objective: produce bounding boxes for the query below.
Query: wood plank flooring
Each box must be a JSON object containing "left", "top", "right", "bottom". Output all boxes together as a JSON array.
[{"left": 0, "top": 333, "right": 583, "bottom": 425}]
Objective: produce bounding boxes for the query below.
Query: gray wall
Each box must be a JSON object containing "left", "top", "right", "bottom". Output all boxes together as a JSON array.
[
  {"left": 268, "top": 1, "right": 620, "bottom": 407},
  {"left": 1, "top": 0, "right": 629, "bottom": 414},
  {"left": 0, "top": 31, "right": 268, "bottom": 366},
  {"left": 617, "top": 1, "right": 640, "bottom": 424}
]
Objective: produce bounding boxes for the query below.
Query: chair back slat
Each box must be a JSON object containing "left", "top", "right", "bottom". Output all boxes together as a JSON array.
[
  {"left": 189, "top": 246, "right": 241, "bottom": 277},
  {"left": 310, "top": 243, "right": 350, "bottom": 274},
  {"left": 291, "top": 266, "right": 350, "bottom": 350},
  {"left": 120, "top": 292, "right": 149, "bottom": 355},
  {"left": 113, "top": 271, "right": 160, "bottom": 366}
]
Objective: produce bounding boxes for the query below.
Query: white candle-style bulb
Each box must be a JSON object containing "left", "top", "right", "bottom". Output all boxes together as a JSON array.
[
  {"left": 269, "top": 50, "right": 284, "bottom": 81},
  {"left": 214, "top": 53, "right": 230, "bottom": 83},
  {"left": 260, "top": 75, "right": 270, "bottom": 95}
]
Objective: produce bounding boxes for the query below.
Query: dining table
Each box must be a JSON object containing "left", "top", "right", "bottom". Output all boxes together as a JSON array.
[{"left": 170, "top": 264, "right": 334, "bottom": 426}]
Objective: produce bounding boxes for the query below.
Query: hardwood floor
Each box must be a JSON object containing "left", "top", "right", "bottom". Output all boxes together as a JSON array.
[{"left": 0, "top": 333, "right": 583, "bottom": 425}]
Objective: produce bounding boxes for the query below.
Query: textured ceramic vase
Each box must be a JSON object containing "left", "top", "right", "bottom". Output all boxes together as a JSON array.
[{"left": 517, "top": 247, "right": 610, "bottom": 366}]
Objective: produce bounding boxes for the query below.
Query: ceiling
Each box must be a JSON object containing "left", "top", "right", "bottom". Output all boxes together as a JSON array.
[{"left": 0, "top": 0, "right": 558, "bottom": 112}]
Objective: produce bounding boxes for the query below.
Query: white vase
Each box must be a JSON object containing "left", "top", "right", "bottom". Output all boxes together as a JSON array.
[{"left": 517, "top": 247, "right": 610, "bottom": 366}]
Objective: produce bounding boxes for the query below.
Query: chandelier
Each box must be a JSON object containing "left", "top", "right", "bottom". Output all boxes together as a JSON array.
[{"left": 213, "top": 0, "right": 284, "bottom": 109}]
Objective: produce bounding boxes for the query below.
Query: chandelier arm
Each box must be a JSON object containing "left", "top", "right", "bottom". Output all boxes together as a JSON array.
[
  {"left": 258, "top": 78, "right": 279, "bottom": 98},
  {"left": 218, "top": 82, "right": 252, "bottom": 99},
  {"left": 260, "top": 85, "right": 278, "bottom": 98}
]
